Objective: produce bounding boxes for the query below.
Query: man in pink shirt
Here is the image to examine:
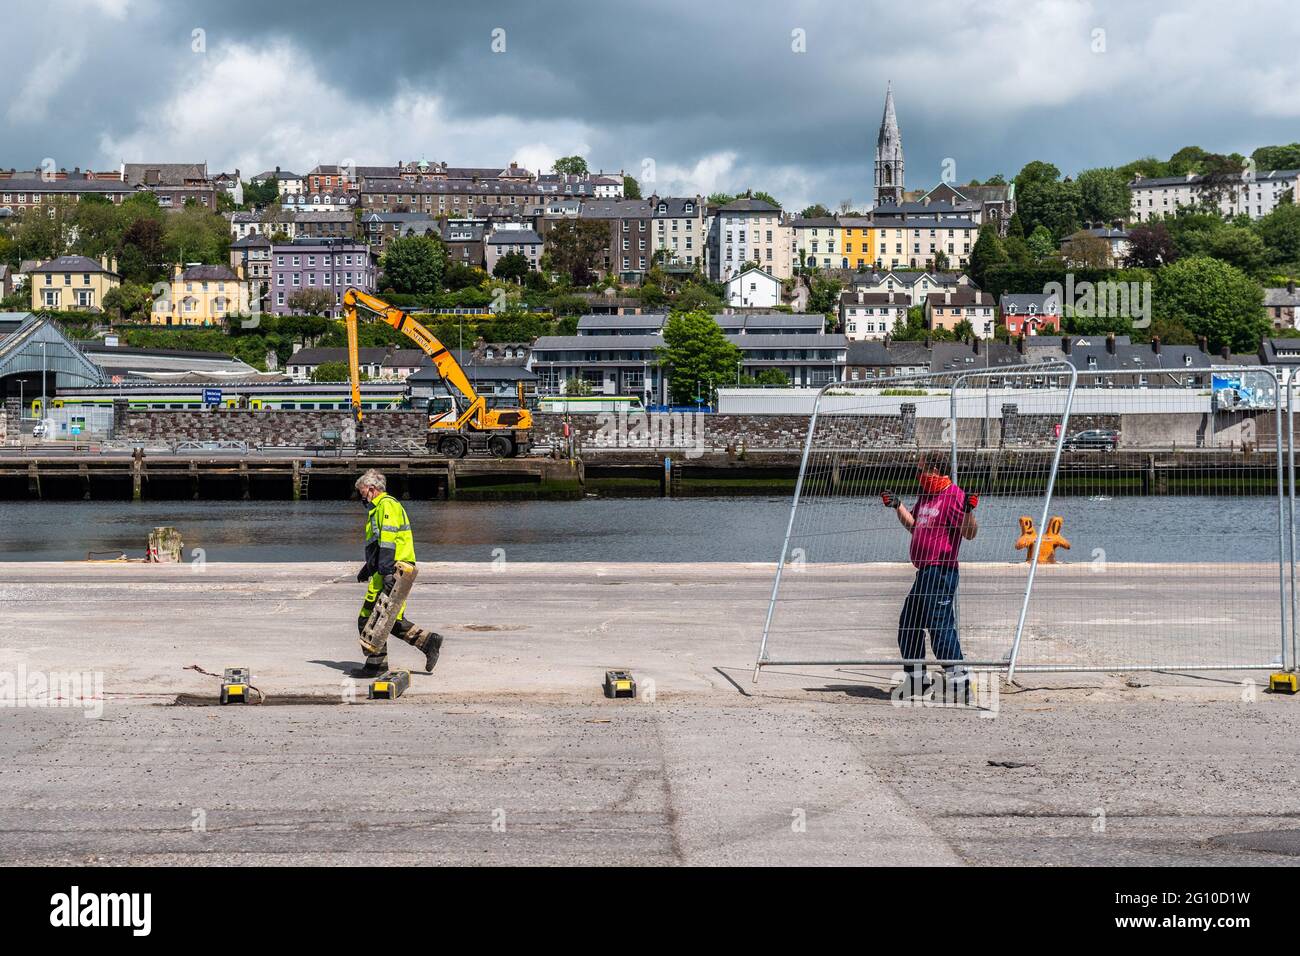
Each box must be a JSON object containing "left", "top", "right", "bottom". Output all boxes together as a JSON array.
[{"left": 882, "top": 453, "right": 979, "bottom": 699}]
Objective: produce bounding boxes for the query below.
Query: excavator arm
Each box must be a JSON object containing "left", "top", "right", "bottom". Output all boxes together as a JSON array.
[{"left": 342, "top": 288, "right": 482, "bottom": 425}]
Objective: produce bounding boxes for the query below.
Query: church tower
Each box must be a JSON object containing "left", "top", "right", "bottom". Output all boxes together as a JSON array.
[{"left": 874, "top": 82, "right": 904, "bottom": 207}]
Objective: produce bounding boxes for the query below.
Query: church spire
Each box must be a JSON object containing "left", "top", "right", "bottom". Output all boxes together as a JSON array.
[{"left": 875, "top": 82, "right": 904, "bottom": 207}]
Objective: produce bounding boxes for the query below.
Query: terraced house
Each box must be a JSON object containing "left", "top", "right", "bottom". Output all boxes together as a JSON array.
[
  {"left": 270, "top": 238, "right": 376, "bottom": 317},
  {"left": 0, "top": 173, "right": 133, "bottom": 214},
  {"left": 29, "top": 255, "right": 121, "bottom": 311},
  {"left": 649, "top": 195, "right": 707, "bottom": 270},
  {"left": 712, "top": 197, "right": 793, "bottom": 281}
]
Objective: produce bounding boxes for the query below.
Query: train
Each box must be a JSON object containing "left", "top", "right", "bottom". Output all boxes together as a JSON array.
[{"left": 43, "top": 381, "right": 410, "bottom": 413}]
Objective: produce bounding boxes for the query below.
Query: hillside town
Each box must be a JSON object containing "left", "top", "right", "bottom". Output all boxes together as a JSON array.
[{"left": 3, "top": 85, "right": 1300, "bottom": 406}]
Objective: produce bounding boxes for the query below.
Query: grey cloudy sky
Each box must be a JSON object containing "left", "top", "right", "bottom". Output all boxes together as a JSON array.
[{"left": 5, "top": 0, "right": 1300, "bottom": 210}]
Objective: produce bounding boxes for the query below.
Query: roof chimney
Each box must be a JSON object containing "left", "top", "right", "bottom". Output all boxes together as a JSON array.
[
  {"left": 944, "top": 290, "right": 951, "bottom": 304},
  {"left": 1061, "top": 335, "right": 1072, "bottom": 355},
  {"left": 1106, "top": 332, "right": 1116, "bottom": 355},
  {"left": 883, "top": 334, "right": 892, "bottom": 348},
  {"left": 1220, "top": 345, "right": 1230, "bottom": 360},
  {"left": 973, "top": 337, "right": 981, "bottom": 355},
  {"left": 1017, "top": 334, "right": 1026, "bottom": 355},
  {"left": 1289, "top": 279, "right": 1296, "bottom": 295},
  {"left": 1151, "top": 335, "right": 1161, "bottom": 355},
  {"left": 1197, "top": 335, "right": 1208, "bottom": 354}
]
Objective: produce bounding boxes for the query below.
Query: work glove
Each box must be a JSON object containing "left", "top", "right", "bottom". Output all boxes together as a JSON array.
[
  {"left": 964, "top": 493, "right": 979, "bottom": 513},
  {"left": 881, "top": 491, "right": 900, "bottom": 508},
  {"left": 356, "top": 564, "right": 372, "bottom": 583}
]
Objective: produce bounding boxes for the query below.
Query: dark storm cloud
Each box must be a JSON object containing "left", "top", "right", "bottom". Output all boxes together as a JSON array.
[{"left": 6, "top": 0, "right": 1300, "bottom": 208}]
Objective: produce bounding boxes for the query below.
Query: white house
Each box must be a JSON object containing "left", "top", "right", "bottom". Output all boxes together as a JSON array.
[
  {"left": 726, "top": 267, "right": 782, "bottom": 308},
  {"left": 1130, "top": 169, "right": 1300, "bottom": 221}
]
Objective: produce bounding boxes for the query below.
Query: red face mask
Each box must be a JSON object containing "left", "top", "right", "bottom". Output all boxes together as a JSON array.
[{"left": 918, "top": 471, "right": 952, "bottom": 495}]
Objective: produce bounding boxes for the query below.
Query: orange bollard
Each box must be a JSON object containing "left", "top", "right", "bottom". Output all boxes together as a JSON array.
[{"left": 1015, "top": 515, "right": 1070, "bottom": 563}]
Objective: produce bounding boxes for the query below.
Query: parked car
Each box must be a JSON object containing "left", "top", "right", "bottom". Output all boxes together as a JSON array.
[
  {"left": 30, "top": 422, "right": 47, "bottom": 439},
  {"left": 1062, "top": 428, "right": 1118, "bottom": 451}
]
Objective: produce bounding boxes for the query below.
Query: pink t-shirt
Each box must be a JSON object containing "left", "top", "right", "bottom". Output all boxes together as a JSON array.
[{"left": 909, "top": 483, "right": 966, "bottom": 568}]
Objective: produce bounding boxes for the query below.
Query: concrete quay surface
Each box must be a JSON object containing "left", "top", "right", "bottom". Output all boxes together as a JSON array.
[{"left": 0, "top": 561, "right": 1297, "bottom": 866}]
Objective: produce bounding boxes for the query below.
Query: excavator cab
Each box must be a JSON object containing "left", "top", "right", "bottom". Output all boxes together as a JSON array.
[{"left": 427, "top": 394, "right": 457, "bottom": 424}]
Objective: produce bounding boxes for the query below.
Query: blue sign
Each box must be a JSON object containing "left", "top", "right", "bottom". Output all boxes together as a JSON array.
[
  {"left": 203, "top": 388, "right": 223, "bottom": 406},
  {"left": 1212, "top": 372, "right": 1276, "bottom": 411}
]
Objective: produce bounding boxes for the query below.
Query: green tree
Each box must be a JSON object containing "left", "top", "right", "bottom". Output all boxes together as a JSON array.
[
  {"left": 1076, "top": 168, "right": 1131, "bottom": 225},
  {"left": 311, "top": 361, "right": 366, "bottom": 382},
  {"left": 1256, "top": 200, "right": 1300, "bottom": 265},
  {"left": 552, "top": 156, "right": 589, "bottom": 176},
  {"left": 72, "top": 194, "right": 125, "bottom": 259},
  {"left": 562, "top": 376, "right": 592, "bottom": 396},
  {"left": 1026, "top": 224, "right": 1056, "bottom": 260},
  {"left": 1202, "top": 225, "right": 1269, "bottom": 275},
  {"left": 1253, "top": 144, "right": 1300, "bottom": 172},
  {"left": 15, "top": 197, "right": 76, "bottom": 259},
  {"left": 444, "top": 262, "right": 486, "bottom": 290},
  {"left": 1167, "top": 146, "right": 1211, "bottom": 176},
  {"left": 101, "top": 282, "right": 156, "bottom": 323},
  {"left": 969, "top": 222, "right": 1009, "bottom": 286},
  {"left": 492, "top": 251, "right": 531, "bottom": 283},
  {"left": 808, "top": 275, "right": 843, "bottom": 316},
  {"left": 1017, "top": 178, "right": 1081, "bottom": 240},
  {"left": 707, "top": 192, "right": 736, "bottom": 206},
  {"left": 1152, "top": 256, "right": 1268, "bottom": 353},
  {"left": 381, "top": 234, "right": 445, "bottom": 296},
  {"left": 670, "top": 281, "right": 723, "bottom": 313},
  {"left": 739, "top": 369, "right": 790, "bottom": 386},
  {"left": 638, "top": 283, "right": 668, "bottom": 308},
  {"left": 1014, "top": 160, "right": 1061, "bottom": 190},
  {"left": 623, "top": 175, "right": 642, "bottom": 199},
  {"left": 116, "top": 217, "right": 167, "bottom": 285},
  {"left": 1117, "top": 156, "right": 1168, "bottom": 180},
  {"left": 163, "top": 204, "right": 228, "bottom": 265},
  {"left": 750, "top": 190, "right": 781, "bottom": 208},
  {"left": 242, "top": 177, "right": 279, "bottom": 208},
  {"left": 545, "top": 220, "right": 609, "bottom": 285},
  {"left": 286, "top": 288, "right": 336, "bottom": 315},
  {"left": 800, "top": 203, "right": 832, "bottom": 218},
  {"left": 657, "top": 310, "right": 741, "bottom": 405}
]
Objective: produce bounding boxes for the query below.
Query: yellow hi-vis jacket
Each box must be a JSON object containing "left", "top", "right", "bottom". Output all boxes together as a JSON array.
[{"left": 364, "top": 492, "right": 416, "bottom": 575}]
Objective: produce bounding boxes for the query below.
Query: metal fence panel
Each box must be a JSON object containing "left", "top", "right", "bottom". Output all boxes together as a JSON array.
[
  {"left": 755, "top": 363, "right": 1290, "bottom": 680},
  {"left": 754, "top": 362, "right": 1076, "bottom": 678}
]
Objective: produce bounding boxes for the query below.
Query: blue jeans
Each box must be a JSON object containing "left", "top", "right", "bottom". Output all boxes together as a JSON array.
[{"left": 897, "top": 565, "right": 961, "bottom": 674}]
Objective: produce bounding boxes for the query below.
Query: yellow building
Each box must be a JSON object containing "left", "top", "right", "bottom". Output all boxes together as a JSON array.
[
  {"left": 151, "top": 264, "right": 254, "bottom": 326},
  {"left": 30, "top": 255, "right": 121, "bottom": 312},
  {"left": 839, "top": 217, "right": 874, "bottom": 271}
]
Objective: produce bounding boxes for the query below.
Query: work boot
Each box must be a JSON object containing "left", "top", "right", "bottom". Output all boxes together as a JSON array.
[
  {"left": 422, "top": 632, "right": 445, "bottom": 673},
  {"left": 936, "top": 667, "right": 972, "bottom": 706},
  {"left": 350, "top": 655, "right": 389, "bottom": 678},
  {"left": 894, "top": 668, "right": 931, "bottom": 702}
]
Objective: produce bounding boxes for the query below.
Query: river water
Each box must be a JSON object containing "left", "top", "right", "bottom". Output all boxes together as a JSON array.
[{"left": 0, "top": 496, "right": 1288, "bottom": 564}]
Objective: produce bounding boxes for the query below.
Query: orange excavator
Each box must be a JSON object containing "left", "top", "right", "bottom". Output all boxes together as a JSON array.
[{"left": 342, "top": 288, "right": 532, "bottom": 458}]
